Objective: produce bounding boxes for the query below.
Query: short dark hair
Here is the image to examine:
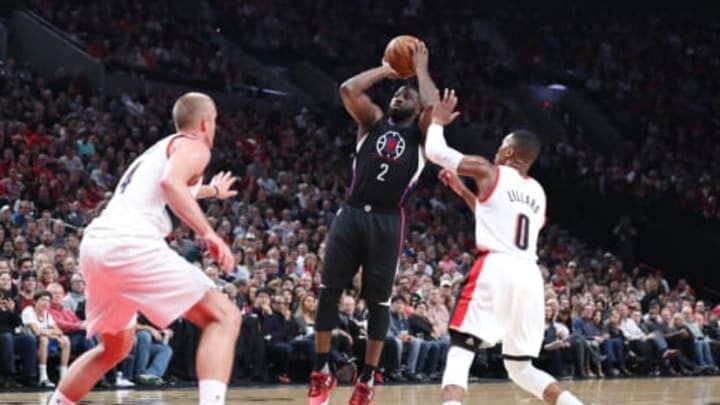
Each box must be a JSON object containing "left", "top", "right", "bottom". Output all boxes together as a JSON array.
[
  {"left": 33, "top": 291, "right": 51, "bottom": 301},
  {"left": 391, "top": 295, "right": 406, "bottom": 304},
  {"left": 509, "top": 130, "right": 541, "bottom": 161},
  {"left": 396, "top": 83, "right": 418, "bottom": 93}
]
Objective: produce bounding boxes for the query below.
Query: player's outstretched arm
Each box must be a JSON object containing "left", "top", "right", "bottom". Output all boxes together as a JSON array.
[
  {"left": 439, "top": 169, "right": 476, "bottom": 212},
  {"left": 425, "top": 89, "right": 497, "bottom": 190},
  {"left": 413, "top": 41, "right": 440, "bottom": 134},
  {"left": 197, "top": 171, "right": 238, "bottom": 200},
  {"left": 160, "top": 139, "right": 214, "bottom": 237},
  {"left": 340, "top": 63, "right": 398, "bottom": 135},
  {"left": 162, "top": 139, "right": 235, "bottom": 272}
]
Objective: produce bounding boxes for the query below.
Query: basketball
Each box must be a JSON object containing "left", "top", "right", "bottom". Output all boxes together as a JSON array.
[{"left": 384, "top": 35, "right": 420, "bottom": 78}]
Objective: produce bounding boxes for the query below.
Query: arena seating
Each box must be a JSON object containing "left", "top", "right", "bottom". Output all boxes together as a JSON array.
[{"left": 0, "top": 1, "right": 717, "bottom": 390}]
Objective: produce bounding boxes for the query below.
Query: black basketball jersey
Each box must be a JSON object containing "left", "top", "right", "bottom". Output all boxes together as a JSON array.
[{"left": 347, "top": 118, "right": 425, "bottom": 208}]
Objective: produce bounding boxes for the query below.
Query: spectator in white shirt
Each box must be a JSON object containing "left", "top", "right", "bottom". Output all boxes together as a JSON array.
[
  {"left": 62, "top": 274, "right": 86, "bottom": 313},
  {"left": 21, "top": 291, "right": 70, "bottom": 387},
  {"left": 621, "top": 309, "right": 661, "bottom": 374},
  {"left": 682, "top": 307, "right": 718, "bottom": 372}
]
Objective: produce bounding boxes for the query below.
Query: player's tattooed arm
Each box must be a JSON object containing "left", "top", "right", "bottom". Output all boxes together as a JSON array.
[
  {"left": 439, "top": 169, "right": 476, "bottom": 212},
  {"left": 340, "top": 65, "right": 396, "bottom": 136}
]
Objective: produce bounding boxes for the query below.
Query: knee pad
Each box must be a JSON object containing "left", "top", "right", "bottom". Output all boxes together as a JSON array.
[
  {"left": 441, "top": 345, "right": 475, "bottom": 390},
  {"left": 366, "top": 302, "right": 390, "bottom": 341},
  {"left": 315, "top": 288, "right": 343, "bottom": 331},
  {"left": 503, "top": 359, "right": 556, "bottom": 400}
]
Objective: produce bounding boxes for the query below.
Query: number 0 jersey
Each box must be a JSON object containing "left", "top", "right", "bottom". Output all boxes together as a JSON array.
[
  {"left": 347, "top": 119, "right": 425, "bottom": 209},
  {"left": 87, "top": 134, "right": 202, "bottom": 238},
  {"left": 474, "top": 165, "right": 546, "bottom": 261}
]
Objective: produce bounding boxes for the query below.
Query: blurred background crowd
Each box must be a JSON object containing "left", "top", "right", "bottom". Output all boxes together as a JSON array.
[{"left": 0, "top": 0, "right": 718, "bottom": 390}]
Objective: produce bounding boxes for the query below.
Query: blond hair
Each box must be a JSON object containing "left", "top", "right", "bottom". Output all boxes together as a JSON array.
[{"left": 172, "top": 92, "right": 216, "bottom": 130}]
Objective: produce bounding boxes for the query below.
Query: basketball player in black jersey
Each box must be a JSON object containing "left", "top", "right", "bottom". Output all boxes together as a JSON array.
[{"left": 308, "top": 43, "right": 439, "bottom": 405}]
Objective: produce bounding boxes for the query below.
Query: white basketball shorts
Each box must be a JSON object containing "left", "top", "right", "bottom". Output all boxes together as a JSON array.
[
  {"left": 80, "top": 232, "right": 215, "bottom": 337},
  {"left": 449, "top": 252, "right": 545, "bottom": 358}
]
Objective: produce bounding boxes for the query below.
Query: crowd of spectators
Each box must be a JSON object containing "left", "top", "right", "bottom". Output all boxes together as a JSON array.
[
  {"left": 0, "top": 52, "right": 718, "bottom": 392},
  {"left": 210, "top": 0, "right": 515, "bottom": 129},
  {"left": 28, "top": 0, "right": 266, "bottom": 91},
  {"left": 26, "top": 0, "right": 720, "bottom": 222},
  {"left": 497, "top": 7, "right": 720, "bottom": 222}
]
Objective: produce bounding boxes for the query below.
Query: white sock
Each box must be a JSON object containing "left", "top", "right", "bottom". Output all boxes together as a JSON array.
[
  {"left": 366, "top": 373, "right": 375, "bottom": 388},
  {"left": 48, "top": 391, "right": 76, "bottom": 405},
  {"left": 442, "top": 401, "right": 462, "bottom": 405},
  {"left": 199, "top": 379, "right": 227, "bottom": 405},
  {"left": 557, "top": 391, "right": 583, "bottom": 405},
  {"left": 39, "top": 364, "right": 49, "bottom": 381},
  {"left": 59, "top": 366, "right": 68, "bottom": 379}
]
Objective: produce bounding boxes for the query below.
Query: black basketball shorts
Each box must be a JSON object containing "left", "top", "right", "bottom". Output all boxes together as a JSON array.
[{"left": 320, "top": 203, "right": 403, "bottom": 304}]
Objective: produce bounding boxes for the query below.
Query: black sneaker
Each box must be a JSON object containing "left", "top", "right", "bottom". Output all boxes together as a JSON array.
[{"left": 386, "top": 371, "right": 407, "bottom": 382}]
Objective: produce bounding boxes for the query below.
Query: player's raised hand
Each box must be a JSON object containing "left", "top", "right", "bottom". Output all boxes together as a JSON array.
[
  {"left": 431, "top": 88, "right": 460, "bottom": 126},
  {"left": 381, "top": 59, "right": 402, "bottom": 80},
  {"left": 210, "top": 171, "right": 238, "bottom": 199},
  {"left": 204, "top": 232, "right": 235, "bottom": 274},
  {"left": 413, "top": 41, "right": 429, "bottom": 73}
]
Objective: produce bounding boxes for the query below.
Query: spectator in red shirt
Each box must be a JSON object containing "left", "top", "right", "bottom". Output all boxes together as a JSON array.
[{"left": 47, "top": 283, "right": 95, "bottom": 356}]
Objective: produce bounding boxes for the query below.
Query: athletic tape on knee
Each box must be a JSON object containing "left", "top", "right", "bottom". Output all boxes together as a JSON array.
[
  {"left": 366, "top": 302, "right": 390, "bottom": 340},
  {"left": 503, "top": 359, "right": 556, "bottom": 400},
  {"left": 315, "top": 288, "right": 343, "bottom": 331},
  {"left": 441, "top": 345, "right": 475, "bottom": 390}
]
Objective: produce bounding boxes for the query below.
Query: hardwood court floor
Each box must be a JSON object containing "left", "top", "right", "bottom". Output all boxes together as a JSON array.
[{"left": 1, "top": 377, "right": 719, "bottom": 404}]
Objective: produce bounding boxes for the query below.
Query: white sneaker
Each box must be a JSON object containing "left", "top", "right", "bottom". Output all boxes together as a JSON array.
[
  {"left": 115, "top": 372, "right": 135, "bottom": 388},
  {"left": 38, "top": 379, "right": 56, "bottom": 388}
]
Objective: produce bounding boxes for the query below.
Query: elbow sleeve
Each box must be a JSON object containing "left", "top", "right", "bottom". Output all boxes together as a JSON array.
[{"left": 425, "top": 123, "right": 464, "bottom": 171}]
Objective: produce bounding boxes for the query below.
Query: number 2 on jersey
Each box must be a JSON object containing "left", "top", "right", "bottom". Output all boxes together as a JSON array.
[
  {"left": 376, "top": 163, "right": 389, "bottom": 182},
  {"left": 119, "top": 160, "right": 142, "bottom": 193},
  {"left": 514, "top": 213, "right": 530, "bottom": 250}
]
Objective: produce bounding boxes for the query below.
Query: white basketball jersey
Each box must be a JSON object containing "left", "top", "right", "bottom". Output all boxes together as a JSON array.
[
  {"left": 474, "top": 165, "right": 546, "bottom": 261},
  {"left": 87, "top": 134, "right": 202, "bottom": 238}
]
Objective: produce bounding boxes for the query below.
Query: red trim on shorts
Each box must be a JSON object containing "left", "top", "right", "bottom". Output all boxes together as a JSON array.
[
  {"left": 450, "top": 252, "right": 489, "bottom": 329},
  {"left": 478, "top": 166, "right": 500, "bottom": 203}
]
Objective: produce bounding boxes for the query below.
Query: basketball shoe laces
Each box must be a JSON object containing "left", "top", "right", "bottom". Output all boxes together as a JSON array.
[
  {"left": 309, "top": 372, "right": 331, "bottom": 397},
  {"left": 349, "top": 382, "right": 373, "bottom": 405}
]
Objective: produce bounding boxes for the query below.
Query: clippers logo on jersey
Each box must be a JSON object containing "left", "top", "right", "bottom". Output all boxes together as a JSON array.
[{"left": 375, "top": 131, "right": 406, "bottom": 160}]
